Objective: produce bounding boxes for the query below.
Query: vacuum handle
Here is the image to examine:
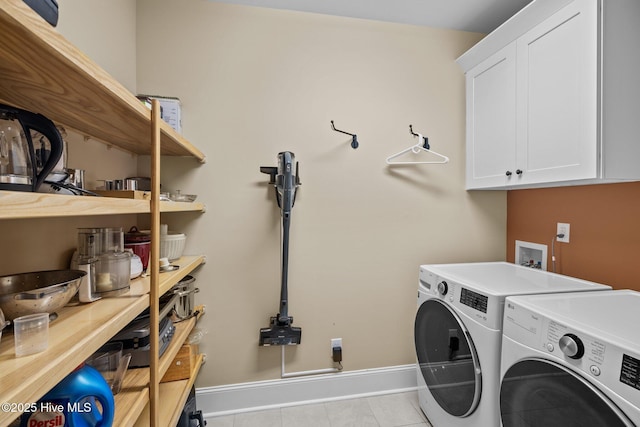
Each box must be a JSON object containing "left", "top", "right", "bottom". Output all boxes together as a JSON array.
[
  {"left": 260, "top": 166, "right": 277, "bottom": 184},
  {"left": 278, "top": 210, "right": 291, "bottom": 324}
]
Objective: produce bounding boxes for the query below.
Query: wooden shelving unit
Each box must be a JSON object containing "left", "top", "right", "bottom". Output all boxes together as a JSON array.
[{"left": 0, "top": 1, "right": 207, "bottom": 425}]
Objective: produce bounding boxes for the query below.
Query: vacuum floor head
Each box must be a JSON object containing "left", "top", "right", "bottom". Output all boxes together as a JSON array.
[{"left": 259, "top": 316, "right": 302, "bottom": 346}]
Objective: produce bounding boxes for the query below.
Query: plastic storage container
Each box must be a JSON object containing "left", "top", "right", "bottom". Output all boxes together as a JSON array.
[
  {"left": 85, "top": 342, "right": 122, "bottom": 389},
  {"left": 14, "top": 313, "right": 49, "bottom": 357}
]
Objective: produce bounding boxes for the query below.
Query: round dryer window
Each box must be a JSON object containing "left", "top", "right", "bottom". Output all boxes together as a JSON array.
[
  {"left": 414, "top": 299, "right": 482, "bottom": 417},
  {"left": 500, "top": 360, "right": 634, "bottom": 427}
]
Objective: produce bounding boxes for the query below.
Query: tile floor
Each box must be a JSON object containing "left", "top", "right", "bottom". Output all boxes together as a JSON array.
[{"left": 205, "top": 391, "right": 432, "bottom": 427}]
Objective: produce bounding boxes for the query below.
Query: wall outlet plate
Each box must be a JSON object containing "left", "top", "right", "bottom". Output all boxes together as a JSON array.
[
  {"left": 331, "top": 338, "right": 342, "bottom": 349},
  {"left": 557, "top": 223, "right": 570, "bottom": 243}
]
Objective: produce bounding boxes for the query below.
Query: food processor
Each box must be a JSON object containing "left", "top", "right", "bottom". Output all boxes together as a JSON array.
[
  {"left": 76, "top": 227, "right": 131, "bottom": 301},
  {"left": 95, "top": 228, "right": 131, "bottom": 296}
]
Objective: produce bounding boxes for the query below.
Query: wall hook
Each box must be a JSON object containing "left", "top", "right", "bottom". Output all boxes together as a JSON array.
[
  {"left": 385, "top": 125, "right": 449, "bottom": 165},
  {"left": 331, "top": 120, "right": 359, "bottom": 149},
  {"left": 409, "top": 124, "right": 429, "bottom": 149}
]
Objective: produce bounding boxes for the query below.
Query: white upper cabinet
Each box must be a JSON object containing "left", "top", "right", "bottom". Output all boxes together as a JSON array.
[
  {"left": 465, "top": 43, "right": 517, "bottom": 188},
  {"left": 458, "top": 0, "right": 640, "bottom": 190},
  {"left": 517, "top": 0, "right": 598, "bottom": 184}
]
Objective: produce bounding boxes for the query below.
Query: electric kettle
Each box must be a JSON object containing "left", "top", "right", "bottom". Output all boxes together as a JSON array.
[{"left": 0, "top": 103, "right": 63, "bottom": 192}]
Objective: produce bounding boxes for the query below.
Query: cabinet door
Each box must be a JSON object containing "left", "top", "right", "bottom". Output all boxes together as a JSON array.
[
  {"left": 516, "top": 0, "right": 598, "bottom": 185},
  {"left": 465, "top": 43, "right": 517, "bottom": 189}
]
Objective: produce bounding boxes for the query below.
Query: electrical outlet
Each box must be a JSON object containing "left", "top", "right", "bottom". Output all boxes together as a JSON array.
[
  {"left": 557, "top": 223, "right": 570, "bottom": 243},
  {"left": 331, "top": 338, "right": 343, "bottom": 363}
]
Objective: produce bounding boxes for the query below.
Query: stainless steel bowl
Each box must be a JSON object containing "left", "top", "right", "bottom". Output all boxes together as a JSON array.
[
  {"left": 169, "top": 191, "right": 197, "bottom": 202},
  {"left": 0, "top": 270, "right": 86, "bottom": 320}
]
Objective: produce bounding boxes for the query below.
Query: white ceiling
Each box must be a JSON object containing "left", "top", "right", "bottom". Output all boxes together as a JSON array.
[{"left": 208, "top": 0, "right": 533, "bottom": 33}]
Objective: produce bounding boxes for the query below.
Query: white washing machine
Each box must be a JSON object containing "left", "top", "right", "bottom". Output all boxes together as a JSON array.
[
  {"left": 500, "top": 290, "right": 640, "bottom": 426},
  {"left": 415, "top": 262, "right": 611, "bottom": 427}
]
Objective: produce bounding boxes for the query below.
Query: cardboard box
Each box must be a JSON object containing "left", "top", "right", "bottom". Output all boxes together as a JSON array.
[
  {"left": 161, "top": 343, "right": 198, "bottom": 383},
  {"left": 137, "top": 95, "right": 182, "bottom": 133}
]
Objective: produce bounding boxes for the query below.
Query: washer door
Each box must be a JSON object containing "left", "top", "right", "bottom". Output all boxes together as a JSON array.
[
  {"left": 414, "top": 299, "right": 482, "bottom": 417},
  {"left": 500, "top": 359, "right": 634, "bottom": 427}
]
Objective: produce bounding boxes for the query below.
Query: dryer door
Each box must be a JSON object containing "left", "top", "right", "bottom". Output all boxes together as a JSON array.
[
  {"left": 414, "top": 299, "right": 482, "bottom": 417},
  {"left": 500, "top": 359, "right": 634, "bottom": 427}
]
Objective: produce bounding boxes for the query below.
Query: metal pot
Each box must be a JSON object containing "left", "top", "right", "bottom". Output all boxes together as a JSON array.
[
  {"left": 171, "top": 275, "right": 198, "bottom": 319},
  {"left": 0, "top": 270, "right": 86, "bottom": 320}
]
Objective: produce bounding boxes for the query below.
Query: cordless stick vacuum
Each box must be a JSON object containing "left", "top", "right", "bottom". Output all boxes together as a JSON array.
[{"left": 259, "top": 152, "right": 302, "bottom": 346}]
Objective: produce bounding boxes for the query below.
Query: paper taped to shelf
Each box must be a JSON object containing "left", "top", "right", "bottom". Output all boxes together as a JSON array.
[{"left": 137, "top": 95, "right": 182, "bottom": 133}]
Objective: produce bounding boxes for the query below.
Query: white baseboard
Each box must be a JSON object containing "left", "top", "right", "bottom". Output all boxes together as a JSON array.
[{"left": 196, "top": 364, "right": 417, "bottom": 418}]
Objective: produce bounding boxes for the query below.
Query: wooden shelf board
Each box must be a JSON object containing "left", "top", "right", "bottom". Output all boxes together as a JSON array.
[
  {"left": 126, "top": 255, "right": 205, "bottom": 297},
  {"left": 0, "top": 295, "right": 148, "bottom": 426},
  {"left": 0, "top": 191, "right": 205, "bottom": 219},
  {"left": 160, "top": 200, "right": 206, "bottom": 213},
  {"left": 113, "top": 367, "right": 150, "bottom": 427},
  {"left": 0, "top": 1, "right": 205, "bottom": 161}
]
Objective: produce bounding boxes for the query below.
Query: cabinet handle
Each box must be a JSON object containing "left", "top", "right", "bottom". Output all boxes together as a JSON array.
[
  {"left": 505, "top": 171, "right": 512, "bottom": 177},
  {"left": 516, "top": 169, "right": 523, "bottom": 175}
]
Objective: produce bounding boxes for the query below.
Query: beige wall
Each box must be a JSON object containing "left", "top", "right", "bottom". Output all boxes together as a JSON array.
[
  {"left": 56, "top": 0, "right": 139, "bottom": 190},
  {"left": 57, "top": 0, "right": 137, "bottom": 93},
  {"left": 136, "top": 1, "right": 506, "bottom": 387}
]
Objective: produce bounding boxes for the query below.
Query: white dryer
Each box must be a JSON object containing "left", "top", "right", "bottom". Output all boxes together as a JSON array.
[
  {"left": 500, "top": 290, "right": 640, "bottom": 426},
  {"left": 415, "top": 262, "right": 611, "bottom": 427}
]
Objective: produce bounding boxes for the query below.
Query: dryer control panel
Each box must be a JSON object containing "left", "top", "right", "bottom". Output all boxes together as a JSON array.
[
  {"left": 460, "top": 288, "right": 488, "bottom": 313},
  {"left": 419, "top": 266, "right": 501, "bottom": 329}
]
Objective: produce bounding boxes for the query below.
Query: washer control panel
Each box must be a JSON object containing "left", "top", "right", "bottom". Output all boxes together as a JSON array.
[
  {"left": 559, "top": 333, "right": 585, "bottom": 359},
  {"left": 544, "top": 321, "right": 606, "bottom": 369},
  {"left": 504, "top": 298, "right": 640, "bottom": 407},
  {"left": 621, "top": 354, "right": 640, "bottom": 390}
]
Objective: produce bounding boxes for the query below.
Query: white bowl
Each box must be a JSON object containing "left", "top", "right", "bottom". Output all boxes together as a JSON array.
[{"left": 161, "top": 233, "right": 186, "bottom": 261}]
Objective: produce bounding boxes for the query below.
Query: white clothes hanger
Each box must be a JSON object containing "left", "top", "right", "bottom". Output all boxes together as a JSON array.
[{"left": 385, "top": 126, "right": 449, "bottom": 165}]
